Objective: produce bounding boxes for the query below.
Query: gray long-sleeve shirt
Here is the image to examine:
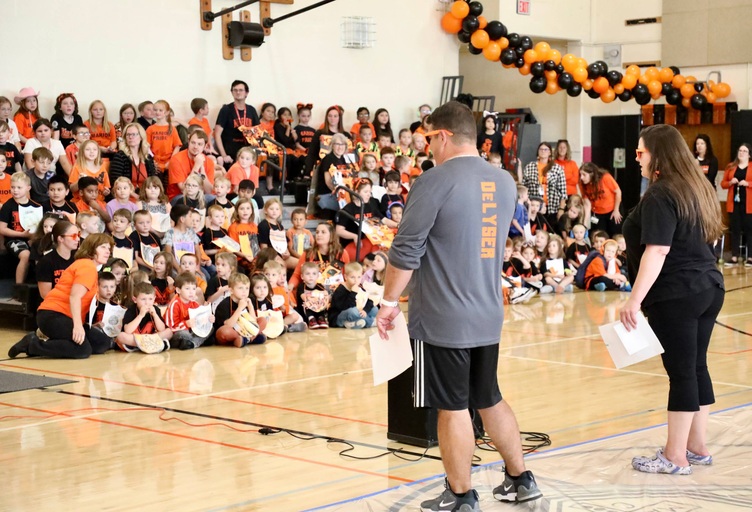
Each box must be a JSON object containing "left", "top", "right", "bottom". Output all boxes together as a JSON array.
[{"left": 389, "top": 155, "right": 516, "bottom": 349}]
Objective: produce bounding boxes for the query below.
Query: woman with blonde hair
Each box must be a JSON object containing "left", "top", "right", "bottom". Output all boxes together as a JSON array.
[
  {"left": 622, "top": 124, "right": 724, "bottom": 475},
  {"left": 109, "top": 122, "right": 157, "bottom": 198}
]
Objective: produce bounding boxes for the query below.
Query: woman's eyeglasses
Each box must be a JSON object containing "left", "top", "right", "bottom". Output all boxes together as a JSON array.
[
  {"left": 62, "top": 233, "right": 80, "bottom": 241},
  {"left": 635, "top": 149, "right": 648, "bottom": 158}
]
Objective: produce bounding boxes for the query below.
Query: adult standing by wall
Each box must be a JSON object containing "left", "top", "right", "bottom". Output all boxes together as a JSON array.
[
  {"left": 694, "top": 134, "right": 718, "bottom": 188},
  {"left": 214, "top": 80, "right": 259, "bottom": 169},
  {"left": 621, "top": 124, "right": 724, "bottom": 475},
  {"left": 376, "top": 101, "right": 542, "bottom": 509},
  {"left": 720, "top": 143, "right": 752, "bottom": 265},
  {"left": 579, "top": 162, "right": 623, "bottom": 236},
  {"left": 109, "top": 123, "right": 157, "bottom": 199},
  {"left": 8, "top": 233, "right": 114, "bottom": 359},
  {"left": 522, "top": 142, "right": 566, "bottom": 225}
]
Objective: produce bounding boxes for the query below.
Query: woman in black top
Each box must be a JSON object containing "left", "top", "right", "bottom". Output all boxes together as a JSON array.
[
  {"left": 621, "top": 124, "right": 724, "bottom": 475},
  {"left": 694, "top": 134, "right": 719, "bottom": 187},
  {"left": 313, "top": 133, "right": 355, "bottom": 214},
  {"left": 36, "top": 220, "right": 79, "bottom": 299},
  {"left": 335, "top": 178, "right": 384, "bottom": 261},
  {"left": 720, "top": 143, "right": 752, "bottom": 264},
  {"left": 274, "top": 107, "right": 303, "bottom": 182},
  {"left": 303, "top": 105, "right": 350, "bottom": 177},
  {"left": 109, "top": 123, "right": 157, "bottom": 198}
]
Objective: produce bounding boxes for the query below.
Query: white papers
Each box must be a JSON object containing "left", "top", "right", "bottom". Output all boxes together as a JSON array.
[
  {"left": 371, "top": 185, "right": 386, "bottom": 201},
  {"left": 269, "top": 229, "right": 288, "bottom": 255},
  {"left": 141, "top": 244, "right": 159, "bottom": 267},
  {"left": 189, "top": 304, "right": 213, "bottom": 338},
  {"left": 150, "top": 212, "right": 171, "bottom": 233},
  {"left": 599, "top": 312, "right": 664, "bottom": 369},
  {"left": 101, "top": 304, "right": 126, "bottom": 337},
  {"left": 212, "top": 236, "right": 241, "bottom": 253},
  {"left": 19, "top": 204, "right": 43, "bottom": 233},
  {"left": 112, "top": 246, "right": 135, "bottom": 270},
  {"left": 369, "top": 312, "right": 413, "bottom": 386}
]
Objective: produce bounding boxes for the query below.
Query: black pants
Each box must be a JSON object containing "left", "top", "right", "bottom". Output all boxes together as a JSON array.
[
  {"left": 643, "top": 285, "right": 724, "bottom": 411},
  {"left": 587, "top": 276, "right": 620, "bottom": 290},
  {"left": 28, "top": 310, "right": 111, "bottom": 359},
  {"left": 728, "top": 206, "right": 752, "bottom": 257},
  {"left": 592, "top": 210, "right": 622, "bottom": 237}
]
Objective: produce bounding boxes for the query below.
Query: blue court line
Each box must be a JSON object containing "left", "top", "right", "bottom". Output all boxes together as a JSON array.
[{"left": 303, "top": 400, "right": 752, "bottom": 512}]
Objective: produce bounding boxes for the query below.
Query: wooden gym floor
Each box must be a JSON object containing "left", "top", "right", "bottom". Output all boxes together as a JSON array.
[{"left": 0, "top": 267, "right": 750, "bottom": 511}]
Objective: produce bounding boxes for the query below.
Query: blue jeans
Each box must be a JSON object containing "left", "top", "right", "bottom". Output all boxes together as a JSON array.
[{"left": 336, "top": 307, "right": 377, "bottom": 328}]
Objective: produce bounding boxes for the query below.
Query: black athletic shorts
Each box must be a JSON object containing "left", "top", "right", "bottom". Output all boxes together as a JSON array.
[{"left": 412, "top": 339, "right": 502, "bottom": 411}]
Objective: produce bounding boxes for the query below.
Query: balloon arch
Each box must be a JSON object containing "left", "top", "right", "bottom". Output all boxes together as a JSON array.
[{"left": 441, "top": 1, "right": 732, "bottom": 109}]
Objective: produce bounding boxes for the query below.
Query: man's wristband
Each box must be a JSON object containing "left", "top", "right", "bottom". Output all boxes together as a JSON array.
[{"left": 380, "top": 299, "right": 399, "bottom": 308}]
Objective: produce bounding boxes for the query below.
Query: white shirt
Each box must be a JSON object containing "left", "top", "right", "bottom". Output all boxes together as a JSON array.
[
  {"left": 22, "top": 138, "right": 66, "bottom": 169},
  {"left": 4, "top": 119, "right": 20, "bottom": 144}
]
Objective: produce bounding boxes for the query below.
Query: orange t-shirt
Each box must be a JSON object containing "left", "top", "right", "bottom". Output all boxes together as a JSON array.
[
  {"left": 272, "top": 285, "right": 291, "bottom": 315},
  {"left": 14, "top": 112, "right": 37, "bottom": 142},
  {"left": 146, "top": 124, "right": 182, "bottom": 170},
  {"left": 73, "top": 196, "right": 107, "bottom": 215},
  {"left": 65, "top": 144, "right": 79, "bottom": 166},
  {"left": 38, "top": 258, "right": 99, "bottom": 321},
  {"left": 588, "top": 173, "right": 620, "bottom": 214},
  {"left": 188, "top": 117, "right": 211, "bottom": 136},
  {"left": 556, "top": 158, "right": 580, "bottom": 196},
  {"left": 226, "top": 162, "right": 259, "bottom": 190},
  {"left": 0, "top": 173, "right": 12, "bottom": 205},
  {"left": 350, "top": 122, "right": 375, "bottom": 143},
  {"left": 85, "top": 121, "right": 116, "bottom": 150},
  {"left": 69, "top": 162, "right": 111, "bottom": 201},
  {"left": 167, "top": 150, "right": 216, "bottom": 199}
]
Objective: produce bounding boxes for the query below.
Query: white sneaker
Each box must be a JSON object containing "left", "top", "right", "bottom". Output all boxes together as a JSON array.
[{"left": 343, "top": 319, "right": 366, "bottom": 329}]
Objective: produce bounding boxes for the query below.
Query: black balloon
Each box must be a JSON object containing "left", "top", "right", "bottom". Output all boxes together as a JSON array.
[
  {"left": 606, "top": 70, "right": 623, "bottom": 87},
  {"left": 461, "top": 15, "right": 479, "bottom": 33},
  {"left": 666, "top": 88, "right": 681, "bottom": 106},
  {"left": 530, "top": 61, "right": 545, "bottom": 78},
  {"left": 515, "top": 57, "right": 525, "bottom": 68},
  {"left": 500, "top": 48, "right": 516, "bottom": 65},
  {"left": 587, "top": 63, "right": 601, "bottom": 79},
  {"left": 618, "top": 90, "right": 632, "bottom": 102},
  {"left": 530, "top": 76, "right": 547, "bottom": 94},
  {"left": 486, "top": 21, "right": 507, "bottom": 40},
  {"left": 669, "top": 66, "right": 681, "bottom": 75},
  {"left": 694, "top": 82, "right": 705, "bottom": 93},
  {"left": 468, "top": 43, "right": 483, "bottom": 55},
  {"left": 587, "top": 89, "right": 601, "bottom": 99},
  {"left": 468, "top": 1, "right": 483, "bottom": 16},
  {"left": 632, "top": 84, "right": 650, "bottom": 105},
  {"left": 520, "top": 36, "right": 533, "bottom": 50},
  {"left": 556, "top": 64, "right": 565, "bottom": 74},
  {"left": 544, "top": 60, "right": 556, "bottom": 71},
  {"left": 457, "top": 30, "right": 471, "bottom": 43},
  {"left": 595, "top": 60, "right": 609, "bottom": 75},
  {"left": 661, "top": 83, "right": 673, "bottom": 96},
  {"left": 507, "top": 33, "right": 521, "bottom": 47},
  {"left": 557, "top": 72, "right": 573, "bottom": 90},
  {"left": 567, "top": 83, "right": 582, "bottom": 97},
  {"left": 514, "top": 46, "right": 525, "bottom": 57},
  {"left": 690, "top": 93, "right": 707, "bottom": 110}
]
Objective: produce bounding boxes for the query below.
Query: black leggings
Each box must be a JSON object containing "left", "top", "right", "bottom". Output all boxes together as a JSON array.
[
  {"left": 27, "top": 310, "right": 111, "bottom": 359},
  {"left": 587, "top": 276, "right": 620, "bottom": 290},
  {"left": 592, "top": 210, "right": 622, "bottom": 237},
  {"left": 643, "top": 285, "right": 725, "bottom": 411},
  {"left": 728, "top": 207, "right": 752, "bottom": 258}
]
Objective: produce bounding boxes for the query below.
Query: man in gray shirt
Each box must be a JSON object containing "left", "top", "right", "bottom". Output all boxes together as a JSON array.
[{"left": 377, "top": 101, "right": 542, "bottom": 511}]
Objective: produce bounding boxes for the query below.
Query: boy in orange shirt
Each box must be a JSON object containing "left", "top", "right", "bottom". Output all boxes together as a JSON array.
[
  {"left": 584, "top": 239, "right": 629, "bottom": 291},
  {"left": 165, "top": 272, "right": 214, "bottom": 350},
  {"left": 65, "top": 125, "right": 90, "bottom": 166},
  {"left": 73, "top": 176, "right": 110, "bottom": 223}
]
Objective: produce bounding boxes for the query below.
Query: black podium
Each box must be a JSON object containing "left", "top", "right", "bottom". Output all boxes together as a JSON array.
[{"left": 387, "top": 358, "right": 484, "bottom": 448}]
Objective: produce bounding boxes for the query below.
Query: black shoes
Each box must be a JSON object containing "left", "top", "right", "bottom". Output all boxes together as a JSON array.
[{"left": 8, "top": 332, "right": 39, "bottom": 358}]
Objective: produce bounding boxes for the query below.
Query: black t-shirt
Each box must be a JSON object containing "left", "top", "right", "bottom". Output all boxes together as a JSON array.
[
  {"left": 294, "top": 125, "right": 316, "bottom": 149},
  {"left": 27, "top": 171, "right": 50, "bottom": 204},
  {"left": 0, "top": 198, "right": 42, "bottom": 239},
  {"left": 215, "top": 103, "right": 259, "bottom": 157},
  {"left": 477, "top": 131, "right": 502, "bottom": 157},
  {"left": 622, "top": 181, "right": 724, "bottom": 307},
  {"left": 328, "top": 284, "right": 374, "bottom": 325},
  {"left": 151, "top": 277, "right": 172, "bottom": 306},
  {"left": 510, "top": 258, "right": 539, "bottom": 278},
  {"left": 258, "top": 219, "right": 285, "bottom": 247},
  {"left": 113, "top": 235, "right": 133, "bottom": 249},
  {"left": 214, "top": 295, "right": 245, "bottom": 331},
  {"left": 733, "top": 166, "right": 747, "bottom": 206},
  {"left": 336, "top": 199, "right": 383, "bottom": 237},
  {"left": 137, "top": 116, "right": 154, "bottom": 131},
  {"left": 206, "top": 276, "right": 229, "bottom": 300},
  {"left": 409, "top": 121, "right": 422, "bottom": 133},
  {"left": 565, "top": 242, "right": 591, "bottom": 264},
  {"left": 42, "top": 199, "right": 79, "bottom": 218},
  {"left": 129, "top": 231, "right": 161, "bottom": 259},
  {"left": 1, "top": 142, "right": 23, "bottom": 173},
  {"left": 273, "top": 121, "right": 296, "bottom": 150},
  {"left": 201, "top": 227, "right": 228, "bottom": 263},
  {"left": 315, "top": 152, "right": 349, "bottom": 195},
  {"left": 123, "top": 304, "right": 165, "bottom": 334},
  {"left": 697, "top": 156, "right": 719, "bottom": 187},
  {"left": 37, "top": 249, "right": 74, "bottom": 288},
  {"left": 50, "top": 113, "right": 84, "bottom": 148},
  {"left": 379, "top": 193, "right": 404, "bottom": 216}
]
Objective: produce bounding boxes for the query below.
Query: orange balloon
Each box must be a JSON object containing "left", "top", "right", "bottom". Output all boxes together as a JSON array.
[
  {"left": 680, "top": 83, "right": 695, "bottom": 98},
  {"left": 548, "top": 49, "right": 562, "bottom": 65},
  {"left": 613, "top": 83, "right": 625, "bottom": 94},
  {"left": 682, "top": 97, "right": 691, "bottom": 108},
  {"left": 685, "top": 75, "right": 697, "bottom": 83},
  {"left": 450, "top": 0, "right": 470, "bottom": 19},
  {"left": 545, "top": 70, "right": 558, "bottom": 81},
  {"left": 583, "top": 79, "right": 594, "bottom": 91},
  {"left": 477, "top": 16, "right": 488, "bottom": 29},
  {"left": 593, "top": 77, "right": 610, "bottom": 94},
  {"left": 577, "top": 58, "right": 588, "bottom": 69},
  {"left": 621, "top": 74, "right": 637, "bottom": 89},
  {"left": 483, "top": 41, "right": 501, "bottom": 61},
  {"left": 651, "top": 91, "right": 662, "bottom": 100},
  {"left": 647, "top": 80, "right": 662, "bottom": 96},
  {"left": 601, "top": 89, "right": 616, "bottom": 103},
  {"left": 470, "top": 30, "right": 490, "bottom": 49},
  {"left": 644, "top": 67, "right": 659, "bottom": 81},
  {"left": 659, "top": 67, "right": 674, "bottom": 83},
  {"left": 561, "top": 54, "right": 577, "bottom": 72},
  {"left": 546, "top": 81, "right": 559, "bottom": 95},
  {"left": 706, "top": 91, "right": 717, "bottom": 103},
  {"left": 440, "top": 12, "right": 463, "bottom": 34},
  {"left": 523, "top": 49, "right": 539, "bottom": 64},
  {"left": 715, "top": 82, "right": 731, "bottom": 98},
  {"left": 572, "top": 67, "right": 588, "bottom": 83},
  {"left": 519, "top": 63, "right": 531, "bottom": 76},
  {"left": 626, "top": 65, "right": 641, "bottom": 76},
  {"left": 502, "top": 62, "right": 515, "bottom": 69},
  {"left": 534, "top": 41, "right": 551, "bottom": 56},
  {"left": 672, "top": 74, "right": 686, "bottom": 89},
  {"left": 638, "top": 74, "right": 650, "bottom": 85},
  {"left": 498, "top": 37, "right": 509, "bottom": 50}
]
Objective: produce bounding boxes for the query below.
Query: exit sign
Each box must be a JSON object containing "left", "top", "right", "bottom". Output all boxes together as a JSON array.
[{"left": 517, "top": 0, "right": 530, "bottom": 15}]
